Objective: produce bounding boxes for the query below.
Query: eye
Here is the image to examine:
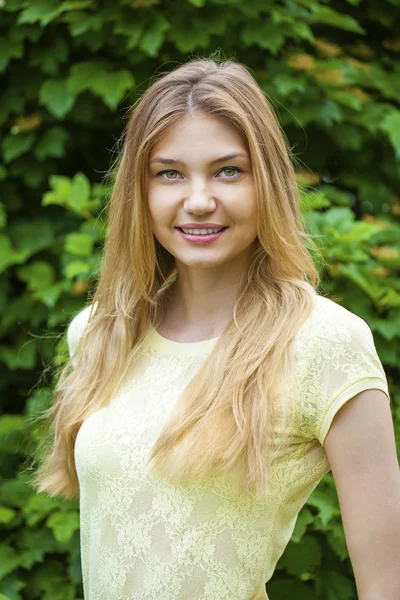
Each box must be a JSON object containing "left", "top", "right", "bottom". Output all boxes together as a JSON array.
[
  {"left": 219, "top": 166, "right": 243, "bottom": 178},
  {"left": 156, "top": 166, "right": 243, "bottom": 181},
  {"left": 157, "top": 169, "right": 182, "bottom": 180}
]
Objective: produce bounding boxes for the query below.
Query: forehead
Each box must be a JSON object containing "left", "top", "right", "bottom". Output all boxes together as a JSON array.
[{"left": 151, "top": 112, "right": 247, "bottom": 155}]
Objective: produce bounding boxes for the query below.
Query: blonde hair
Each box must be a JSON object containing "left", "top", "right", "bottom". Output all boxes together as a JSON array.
[{"left": 30, "top": 55, "right": 321, "bottom": 502}]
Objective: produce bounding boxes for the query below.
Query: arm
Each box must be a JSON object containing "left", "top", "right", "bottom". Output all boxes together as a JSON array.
[{"left": 324, "top": 389, "right": 400, "bottom": 599}]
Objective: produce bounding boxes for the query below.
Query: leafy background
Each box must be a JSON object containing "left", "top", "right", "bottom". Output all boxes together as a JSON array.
[{"left": 1, "top": 0, "right": 399, "bottom": 598}]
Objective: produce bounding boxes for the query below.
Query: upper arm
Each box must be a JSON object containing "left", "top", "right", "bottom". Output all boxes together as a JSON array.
[{"left": 324, "top": 388, "right": 400, "bottom": 597}]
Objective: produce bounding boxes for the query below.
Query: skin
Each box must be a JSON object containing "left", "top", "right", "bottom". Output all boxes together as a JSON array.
[{"left": 146, "top": 111, "right": 258, "bottom": 342}]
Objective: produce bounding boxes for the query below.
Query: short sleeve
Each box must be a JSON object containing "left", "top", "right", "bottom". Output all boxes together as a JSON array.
[
  {"left": 66, "top": 303, "right": 96, "bottom": 369},
  {"left": 298, "top": 303, "right": 390, "bottom": 446}
]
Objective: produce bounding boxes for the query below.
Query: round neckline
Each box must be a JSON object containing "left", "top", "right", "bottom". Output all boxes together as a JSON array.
[{"left": 144, "top": 326, "right": 220, "bottom": 356}]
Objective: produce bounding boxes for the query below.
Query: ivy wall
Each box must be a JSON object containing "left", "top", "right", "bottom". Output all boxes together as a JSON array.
[{"left": 1, "top": 0, "right": 399, "bottom": 598}]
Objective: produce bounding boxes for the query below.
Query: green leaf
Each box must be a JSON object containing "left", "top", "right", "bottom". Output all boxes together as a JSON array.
[
  {"left": 34, "top": 127, "right": 70, "bottom": 160},
  {"left": 42, "top": 175, "right": 72, "bottom": 208},
  {"left": 0, "top": 235, "right": 30, "bottom": 273},
  {"left": 0, "top": 415, "right": 25, "bottom": 453},
  {"left": 65, "top": 232, "right": 94, "bottom": 256},
  {"left": 273, "top": 73, "right": 307, "bottom": 96},
  {"left": 65, "top": 260, "right": 91, "bottom": 278},
  {"left": 25, "top": 387, "right": 54, "bottom": 419},
  {"left": 0, "top": 478, "right": 32, "bottom": 508},
  {"left": 0, "top": 201, "right": 6, "bottom": 228},
  {"left": 9, "top": 23, "right": 43, "bottom": 44},
  {"left": 369, "top": 65, "right": 400, "bottom": 102},
  {"left": 225, "top": 0, "right": 266, "bottom": 18},
  {"left": 353, "top": 102, "right": 392, "bottom": 134},
  {"left": 139, "top": 13, "right": 170, "bottom": 56},
  {"left": 276, "top": 534, "right": 322, "bottom": 577},
  {"left": 291, "top": 507, "right": 315, "bottom": 542},
  {"left": 0, "top": 545, "right": 20, "bottom": 579},
  {"left": 337, "top": 220, "right": 382, "bottom": 243},
  {"left": 300, "top": 189, "right": 332, "bottom": 212},
  {"left": 315, "top": 569, "right": 354, "bottom": 599},
  {"left": 330, "top": 246, "right": 370, "bottom": 263},
  {"left": 9, "top": 156, "right": 48, "bottom": 187},
  {"left": 113, "top": 18, "right": 145, "bottom": 49},
  {"left": 241, "top": 22, "right": 288, "bottom": 54},
  {"left": 290, "top": 20, "right": 314, "bottom": 40},
  {"left": 368, "top": 315, "right": 399, "bottom": 342},
  {"left": 292, "top": 100, "right": 343, "bottom": 127},
  {"left": 326, "top": 89, "right": 363, "bottom": 110},
  {"left": 319, "top": 99, "right": 343, "bottom": 126},
  {"left": 36, "top": 280, "right": 70, "bottom": 308},
  {"left": 17, "top": 0, "right": 65, "bottom": 26},
  {"left": 29, "top": 37, "right": 69, "bottom": 75},
  {"left": 17, "top": 261, "right": 55, "bottom": 292},
  {"left": 46, "top": 510, "right": 80, "bottom": 543},
  {"left": 0, "top": 506, "right": 17, "bottom": 524},
  {"left": 0, "top": 337, "right": 37, "bottom": 371},
  {"left": 0, "top": 36, "right": 24, "bottom": 72},
  {"left": 60, "top": 0, "right": 94, "bottom": 9},
  {"left": 8, "top": 219, "right": 55, "bottom": 256},
  {"left": 1, "top": 132, "right": 35, "bottom": 163},
  {"left": 42, "top": 172, "right": 93, "bottom": 215},
  {"left": 80, "top": 218, "right": 105, "bottom": 243},
  {"left": 0, "top": 87, "right": 25, "bottom": 124},
  {"left": 168, "top": 12, "right": 225, "bottom": 53},
  {"left": 337, "top": 264, "right": 384, "bottom": 301},
  {"left": 317, "top": 185, "right": 353, "bottom": 207},
  {"left": 67, "top": 61, "right": 135, "bottom": 110},
  {"left": 380, "top": 289, "right": 400, "bottom": 310},
  {"left": 69, "top": 172, "right": 91, "bottom": 212},
  {"left": 327, "top": 123, "right": 363, "bottom": 150},
  {"left": 1, "top": 296, "right": 32, "bottom": 332},
  {"left": 266, "top": 579, "right": 315, "bottom": 600},
  {"left": 321, "top": 206, "right": 354, "bottom": 234},
  {"left": 326, "top": 519, "right": 348, "bottom": 561},
  {"left": 23, "top": 494, "right": 63, "bottom": 526},
  {"left": 306, "top": 488, "right": 339, "bottom": 526},
  {"left": 39, "top": 78, "right": 76, "bottom": 118},
  {"left": 304, "top": 4, "right": 365, "bottom": 33},
  {"left": 64, "top": 11, "right": 104, "bottom": 36},
  {"left": 380, "top": 110, "right": 400, "bottom": 159}
]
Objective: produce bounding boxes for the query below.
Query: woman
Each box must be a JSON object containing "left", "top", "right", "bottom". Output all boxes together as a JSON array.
[{"left": 32, "top": 57, "right": 399, "bottom": 599}]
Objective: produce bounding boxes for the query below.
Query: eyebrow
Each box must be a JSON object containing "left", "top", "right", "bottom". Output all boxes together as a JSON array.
[{"left": 149, "top": 152, "right": 250, "bottom": 166}]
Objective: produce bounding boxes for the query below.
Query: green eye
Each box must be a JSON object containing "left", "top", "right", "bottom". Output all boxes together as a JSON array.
[
  {"left": 221, "top": 166, "right": 241, "bottom": 177},
  {"left": 158, "top": 170, "right": 179, "bottom": 179},
  {"left": 157, "top": 166, "right": 243, "bottom": 180}
]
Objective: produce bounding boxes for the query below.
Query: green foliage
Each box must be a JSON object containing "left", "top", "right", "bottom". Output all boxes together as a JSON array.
[{"left": 1, "top": 0, "right": 399, "bottom": 598}]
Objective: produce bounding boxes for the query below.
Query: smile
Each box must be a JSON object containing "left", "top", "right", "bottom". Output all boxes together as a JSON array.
[{"left": 176, "top": 227, "right": 229, "bottom": 244}]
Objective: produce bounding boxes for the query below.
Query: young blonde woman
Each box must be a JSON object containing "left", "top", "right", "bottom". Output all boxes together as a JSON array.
[{"left": 32, "top": 57, "right": 400, "bottom": 600}]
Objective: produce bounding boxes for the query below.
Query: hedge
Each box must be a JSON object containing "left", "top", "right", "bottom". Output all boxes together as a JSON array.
[{"left": 1, "top": 0, "right": 399, "bottom": 598}]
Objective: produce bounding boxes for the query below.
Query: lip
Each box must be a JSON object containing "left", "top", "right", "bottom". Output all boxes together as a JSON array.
[
  {"left": 176, "top": 223, "right": 227, "bottom": 229},
  {"left": 176, "top": 227, "right": 228, "bottom": 244}
]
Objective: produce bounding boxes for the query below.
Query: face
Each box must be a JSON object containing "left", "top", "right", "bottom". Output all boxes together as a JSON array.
[{"left": 146, "top": 111, "right": 258, "bottom": 274}]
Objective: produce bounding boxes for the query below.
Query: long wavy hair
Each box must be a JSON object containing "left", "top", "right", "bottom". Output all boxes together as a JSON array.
[{"left": 30, "top": 55, "right": 321, "bottom": 502}]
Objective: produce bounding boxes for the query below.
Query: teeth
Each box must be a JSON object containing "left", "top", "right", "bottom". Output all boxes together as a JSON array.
[{"left": 181, "top": 227, "right": 224, "bottom": 235}]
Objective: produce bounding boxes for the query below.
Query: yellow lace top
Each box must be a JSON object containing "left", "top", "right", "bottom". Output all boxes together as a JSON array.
[{"left": 68, "top": 293, "right": 390, "bottom": 600}]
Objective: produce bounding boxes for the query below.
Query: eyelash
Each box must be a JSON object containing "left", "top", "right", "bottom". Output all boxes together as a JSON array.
[{"left": 156, "top": 166, "right": 243, "bottom": 181}]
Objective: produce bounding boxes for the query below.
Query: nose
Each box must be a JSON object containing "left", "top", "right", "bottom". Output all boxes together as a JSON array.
[{"left": 184, "top": 186, "right": 216, "bottom": 214}]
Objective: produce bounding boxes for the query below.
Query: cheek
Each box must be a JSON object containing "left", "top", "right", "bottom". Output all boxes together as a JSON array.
[
  {"left": 147, "top": 189, "right": 165, "bottom": 224},
  {"left": 229, "top": 189, "right": 257, "bottom": 222},
  {"left": 148, "top": 202, "right": 175, "bottom": 233}
]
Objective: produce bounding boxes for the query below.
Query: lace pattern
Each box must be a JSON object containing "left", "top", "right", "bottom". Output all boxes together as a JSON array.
[{"left": 68, "top": 294, "right": 389, "bottom": 599}]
